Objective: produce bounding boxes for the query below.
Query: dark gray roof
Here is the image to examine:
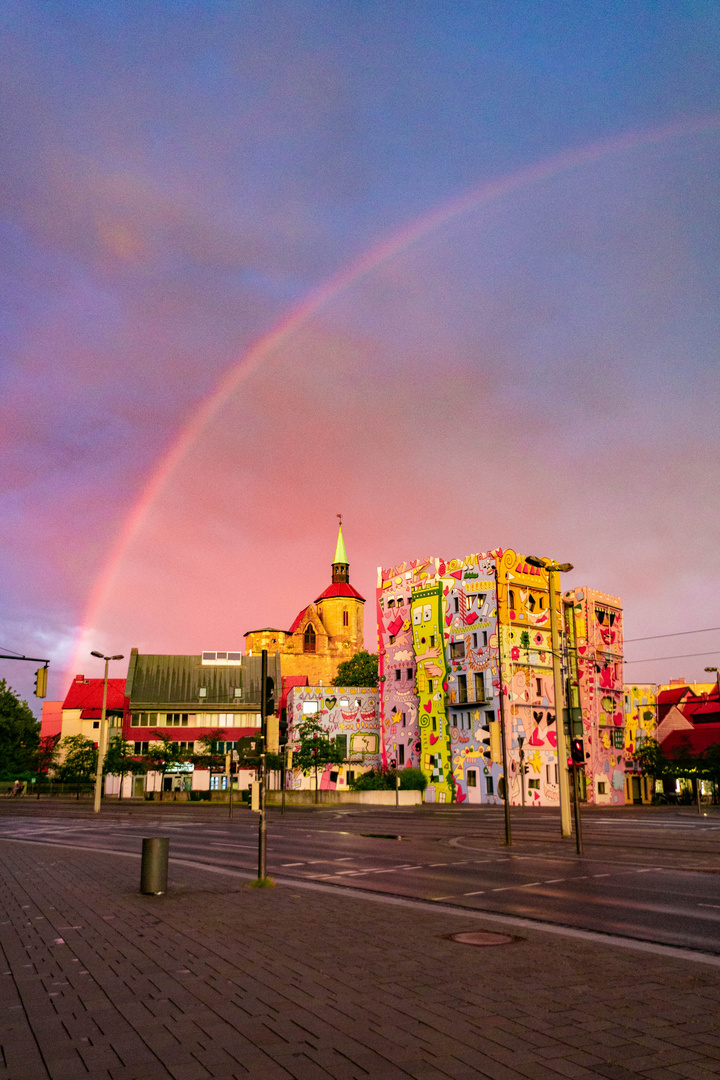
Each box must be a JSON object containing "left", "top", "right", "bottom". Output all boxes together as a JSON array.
[{"left": 125, "top": 650, "right": 281, "bottom": 709}]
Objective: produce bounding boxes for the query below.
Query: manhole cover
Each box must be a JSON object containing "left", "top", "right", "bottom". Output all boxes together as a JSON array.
[{"left": 448, "top": 930, "right": 518, "bottom": 947}]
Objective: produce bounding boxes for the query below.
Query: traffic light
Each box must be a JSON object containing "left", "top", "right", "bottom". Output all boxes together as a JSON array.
[
  {"left": 279, "top": 709, "right": 288, "bottom": 746},
  {"left": 266, "top": 715, "right": 280, "bottom": 755},
  {"left": 571, "top": 738, "right": 584, "bottom": 765},
  {"left": 263, "top": 675, "right": 275, "bottom": 718},
  {"left": 250, "top": 781, "right": 260, "bottom": 812},
  {"left": 286, "top": 748, "right": 293, "bottom": 770},
  {"left": 34, "top": 666, "right": 47, "bottom": 699}
]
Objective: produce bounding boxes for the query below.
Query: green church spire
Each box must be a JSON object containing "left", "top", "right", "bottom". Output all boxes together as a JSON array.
[{"left": 334, "top": 522, "right": 347, "bottom": 565}]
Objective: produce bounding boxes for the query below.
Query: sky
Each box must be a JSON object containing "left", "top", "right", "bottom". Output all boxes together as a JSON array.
[{"left": 1, "top": 0, "right": 720, "bottom": 710}]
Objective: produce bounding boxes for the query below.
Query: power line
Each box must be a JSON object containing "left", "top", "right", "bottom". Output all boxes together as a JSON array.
[
  {"left": 624, "top": 650, "right": 719, "bottom": 664},
  {"left": 625, "top": 626, "right": 720, "bottom": 643}
]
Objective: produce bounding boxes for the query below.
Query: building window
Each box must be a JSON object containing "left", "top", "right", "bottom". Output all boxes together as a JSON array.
[
  {"left": 92, "top": 721, "right": 99, "bottom": 729},
  {"left": 402, "top": 712, "right": 406, "bottom": 727},
  {"left": 528, "top": 779, "right": 540, "bottom": 790},
  {"left": 482, "top": 631, "right": 487, "bottom": 646},
  {"left": 343, "top": 609, "right": 349, "bottom": 627},
  {"left": 508, "top": 590, "right": 515, "bottom": 611},
  {"left": 334, "top": 735, "right": 348, "bottom": 757},
  {"left": 428, "top": 679, "right": 433, "bottom": 693},
  {"left": 597, "top": 782, "right": 607, "bottom": 795},
  {"left": 389, "top": 635, "right": 396, "bottom": 645},
  {"left": 458, "top": 674, "right": 467, "bottom": 703},
  {"left": 399, "top": 745, "right": 405, "bottom": 766},
  {"left": 430, "top": 635, "right": 435, "bottom": 647},
  {"left": 304, "top": 624, "right": 316, "bottom": 653},
  {"left": 302, "top": 701, "right": 319, "bottom": 714},
  {"left": 536, "top": 678, "right": 543, "bottom": 697},
  {"left": 388, "top": 599, "right": 395, "bottom": 607},
  {"left": 395, "top": 669, "right": 401, "bottom": 681},
  {"left": 347, "top": 771, "right": 355, "bottom": 784},
  {"left": 486, "top": 776, "right": 494, "bottom": 795},
  {"left": 467, "top": 771, "right": 477, "bottom": 787},
  {"left": 472, "top": 633, "right": 477, "bottom": 649},
  {"left": 450, "top": 641, "right": 465, "bottom": 660},
  {"left": 454, "top": 597, "right": 459, "bottom": 613},
  {"left": 474, "top": 673, "right": 485, "bottom": 702},
  {"left": 407, "top": 667, "right": 413, "bottom": 680}
]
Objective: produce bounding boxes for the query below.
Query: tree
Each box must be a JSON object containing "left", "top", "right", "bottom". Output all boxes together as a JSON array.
[
  {"left": 632, "top": 737, "right": 669, "bottom": 782},
  {"left": 0, "top": 679, "right": 40, "bottom": 778},
  {"left": 332, "top": 651, "right": 379, "bottom": 688},
  {"left": 294, "top": 717, "right": 346, "bottom": 802},
  {"left": 55, "top": 735, "right": 97, "bottom": 782},
  {"left": 104, "top": 733, "right": 140, "bottom": 798}
]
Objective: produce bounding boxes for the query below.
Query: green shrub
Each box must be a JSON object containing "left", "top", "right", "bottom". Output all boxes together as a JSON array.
[
  {"left": 189, "top": 790, "right": 211, "bottom": 801},
  {"left": 349, "top": 767, "right": 427, "bottom": 792}
]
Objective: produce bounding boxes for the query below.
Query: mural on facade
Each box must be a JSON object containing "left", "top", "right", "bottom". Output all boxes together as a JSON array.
[
  {"left": 379, "top": 548, "right": 626, "bottom": 807},
  {"left": 378, "top": 553, "right": 504, "bottom": 806},
  {"left": 624, "top": 684, "right": 658, "bottom": 756},
  {"left": 286, "top": 685, "right": 380, "bottom": 791},
  {"left": 565, "top": 587, "right": 626, "bottom": 805},
  {"left": 496, "top": 550, "right": 560, "bottom": 808}
]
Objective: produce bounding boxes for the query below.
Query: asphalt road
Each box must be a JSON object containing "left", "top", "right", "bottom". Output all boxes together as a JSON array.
[{"left": 2, "top": 800, "right": 719, "bottom": 955}]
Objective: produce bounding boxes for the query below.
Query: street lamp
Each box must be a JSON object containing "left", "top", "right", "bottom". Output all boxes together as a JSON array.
[
  {"left": 91, "top": 651, "right": 124, "bottom": 814},
  {"left": 525, "top": 556, "right": 573, "bottom": 839}
]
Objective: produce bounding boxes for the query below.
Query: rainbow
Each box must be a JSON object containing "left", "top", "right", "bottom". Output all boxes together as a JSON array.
[{"left": 68, "top": 112, "right": 720, "bottom": 679}]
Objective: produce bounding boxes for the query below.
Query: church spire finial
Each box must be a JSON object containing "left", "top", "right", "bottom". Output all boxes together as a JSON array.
[{"left": 332, "top": 516, "right": 349, "bottom": 583}]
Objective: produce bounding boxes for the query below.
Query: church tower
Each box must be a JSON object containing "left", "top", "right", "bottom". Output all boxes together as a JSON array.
[{"left": 315, "top": 522, "right": 365, "bottom": 655}]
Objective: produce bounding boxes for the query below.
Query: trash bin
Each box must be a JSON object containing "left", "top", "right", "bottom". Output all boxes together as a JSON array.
[{"left": 140, "top": 837, "right": 169, "bottom": 895}]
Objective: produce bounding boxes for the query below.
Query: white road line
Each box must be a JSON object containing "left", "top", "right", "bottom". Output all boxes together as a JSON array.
[
  {"left": 699, "top": 904, "right": 720, "bottom": 909},
  {"left": 544, "top": 879, "right": 565, "bottom": 883},
  {"left": 428, "top": 863, "right": 447, "bottom": 867},
  {"left": 282, "top": 862, "right": 305, "bottom": 867},
  {"left": 593, "top": 874, "right": 611, "bottom": 878},
  {"left": 464, "top": 891, "right": 485, "bottom": 896},
  {"left": 519, "top": 882, "right": 542, "bottom": 888}
]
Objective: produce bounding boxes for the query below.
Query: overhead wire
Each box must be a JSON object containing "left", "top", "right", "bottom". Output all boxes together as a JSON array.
[{"left": 625, "top": 626, "right": 720, "bottom": 643}]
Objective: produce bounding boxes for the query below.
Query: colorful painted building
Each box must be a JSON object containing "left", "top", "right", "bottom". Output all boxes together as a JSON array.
[
  {"left": 244, "top": 524, "right": 365, "bottom": 685},
  {"left": 623, "top": 683, "right": 658, "bottom": 803},
  {"left": 378, "top": 553, "right": 504, "bottom": 806},
  {"left": 286, "top": 684, "right": 380, "bottom": 791},
  {"left": 563, "top": 587, "right": 625, "bottom": 805},
  {"left": 378, "top": 548, "right": 626, "bottom": 807}
]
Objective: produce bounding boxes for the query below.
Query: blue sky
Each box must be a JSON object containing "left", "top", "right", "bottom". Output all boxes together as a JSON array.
[{"left": 1, "top": 0, "right": 719, "bottom": 706}]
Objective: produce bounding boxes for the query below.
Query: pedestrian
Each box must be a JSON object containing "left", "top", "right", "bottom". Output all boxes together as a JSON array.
[
  {"left": 17, "top": 781, "right": 24, "bottom": 796},
  {"left": 11, "top": 780, "right": 20, "bottom": 797}
]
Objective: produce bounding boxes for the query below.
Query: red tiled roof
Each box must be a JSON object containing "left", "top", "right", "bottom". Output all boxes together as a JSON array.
[
  {"left": 62, "top": 677, "right": 126, "bottom": 717},
  {"left": 314, "top": 582, "right": 365, "bottom": 603},
  {"left": 663, "top": 726, "right": 720, "bottom": 756},
  {"left": 288, "top": 605, "right": 312, "bottom": 634}
]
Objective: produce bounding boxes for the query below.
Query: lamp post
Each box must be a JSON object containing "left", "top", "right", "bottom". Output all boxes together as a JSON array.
[
  {"left": 491, "top": 556, "right": 512, "bottom": 845},
  {"left": 704, "top": 667, "right": 720, "bottom": 696},
  {"left": 526, "top": 557, "right": 573, "bottom": 839},
  {"left": 91, "top": 651, "right": 124, "bottom": 814}
]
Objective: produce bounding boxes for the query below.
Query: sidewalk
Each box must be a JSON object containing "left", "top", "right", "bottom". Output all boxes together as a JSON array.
[{"left": 1, "top": 839, "right": 720, "bottom": 1080}]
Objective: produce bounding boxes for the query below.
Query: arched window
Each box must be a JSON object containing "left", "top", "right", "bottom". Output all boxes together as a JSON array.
[
  {"left": 303, "top": 624, "right": 316, "bottom": 653},
  {"left": 508, "top": 589, "right": 515, "bottom": 611},
  {"left": 343, "top": 609, "right": 349, "bottom": 627}
]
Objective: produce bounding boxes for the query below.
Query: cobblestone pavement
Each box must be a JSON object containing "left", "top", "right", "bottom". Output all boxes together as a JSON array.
[{"left": 2, "top": 839, "right": 720, "bottom": 1080}]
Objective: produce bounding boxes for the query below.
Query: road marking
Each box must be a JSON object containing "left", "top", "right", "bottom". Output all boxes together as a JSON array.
[
  {"left": 593, "top": 873, "right": 611, "bottom": 878},
  {"left": 464, "top": 891, "right": 485, "bottom": 896},
  {"left": 698, "top": 904, "right": 720, "bottom": 909},
  {"left": 519, "top": 882, "right": 542, "bottom": 888},
  {"left": 544, "top": 879, "right": 565, "bottom": 883},
  {"left": 429, "top": 863, "right": 447, "bottom": 867},
  {"left": 281, "top": 862, "right": 305, "bottom": 867}
]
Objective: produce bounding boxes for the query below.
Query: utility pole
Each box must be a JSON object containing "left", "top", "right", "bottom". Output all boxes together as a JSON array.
[{"left": 257, "top": 649, "right": 268, "bottom": 881}]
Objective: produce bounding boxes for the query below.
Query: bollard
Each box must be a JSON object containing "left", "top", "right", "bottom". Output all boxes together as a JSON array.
[{"left": 140, "top": 837, "right": 169, "bottom": 895}]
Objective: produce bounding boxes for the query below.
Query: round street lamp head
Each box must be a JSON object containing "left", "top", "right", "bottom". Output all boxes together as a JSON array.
[
  {"left": 111, "top": 654, "right": 124, "bottom": 661},
  {"left": 525, "top": 556, "right": 545, "bottom": 568},
  {"left": 90, "top": 650, "right": 104, "bottom": 658},
  {"left": 705, "top": 667, "right": 718, "bottom": 673},
  {"left": 556, "top": 563, "right": 574, "bottom": 573}
]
